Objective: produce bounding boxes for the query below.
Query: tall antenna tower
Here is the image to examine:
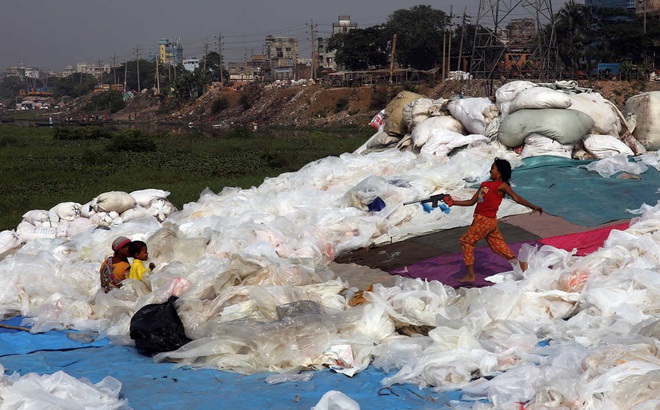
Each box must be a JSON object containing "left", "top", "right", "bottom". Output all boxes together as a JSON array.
[{"left": 470, "top": 0, "right": 558, "bottom": 94}]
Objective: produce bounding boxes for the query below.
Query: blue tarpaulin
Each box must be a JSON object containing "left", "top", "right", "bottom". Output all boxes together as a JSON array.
[
  {"left": 0, "top": 318, "right": 470, "bottom": 409},
  {"left": 511, "top": 156, "right": 659, "bottom": 226}
]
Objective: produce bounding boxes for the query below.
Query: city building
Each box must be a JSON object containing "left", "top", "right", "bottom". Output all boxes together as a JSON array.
[
  {"left": 265, "top": 36, "right": 298, "bottom": 80},
  {"left": 159, "top": 38, "right": 184, "bottom": 65},
  {"left": 75, "top": 62, "right": 111, "bottom": 78},
  {"left": 183, "top": 58, "right": 200, "bottom": 72},
  {"left": 585, "top": 0, "right": 637, "bottom": 9}
]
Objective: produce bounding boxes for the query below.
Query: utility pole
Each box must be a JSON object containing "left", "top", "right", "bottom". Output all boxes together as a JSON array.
[
  {"left": 244, "top": 49, "right": 248, "bottom": 81},
  {"left": 112, "top": 55, "right": 117, "bottom": 85},
  {"left": 217, "top": 32, "right": 224, "bottom": 84},
  {"left": 310, "top": 20, "right": 317, "bottom": 81},
  {"left": 135, "top": 46, "right": 141, "bottom": 92},
  {"left": 442, "top": 26, "right": 447, "bottom": 80},
  {"left": 155, "top": 54, "right": 160, "bottom": 95},
  {"left": 448, "top": 6, "right": 453, "bottom": 76},
  {"left": 457, "top": 8, "right": 468, "bottom": 71},
  {"left": 203, "top": 39, "right": 209, "bottom": 71},
  {"left": 123, "top": 60, "right": 127, "bottom": 92},
  {"left": 389, "top": 33, "right": 397, "bottom": 85}
]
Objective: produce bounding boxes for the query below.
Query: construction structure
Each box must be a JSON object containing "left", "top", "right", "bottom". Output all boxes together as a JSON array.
[{"left": 470, "top": 0, "right": 558, "bottom": 94}]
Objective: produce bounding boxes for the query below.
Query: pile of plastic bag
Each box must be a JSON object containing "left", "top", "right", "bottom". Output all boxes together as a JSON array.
[
  {"left": 360, "top": 82, "right": 660, "bottom": 163},
  {"left": 0, "top": 84, "right": 659, "bottom": 408}
]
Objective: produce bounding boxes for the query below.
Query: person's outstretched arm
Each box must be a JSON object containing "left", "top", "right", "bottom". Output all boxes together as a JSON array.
[
  {"left": 500, "top": 184, "right": 543, "bottom": 214},
  {"left": 445, "top": 190, "right": 478, "bottom": 207}
]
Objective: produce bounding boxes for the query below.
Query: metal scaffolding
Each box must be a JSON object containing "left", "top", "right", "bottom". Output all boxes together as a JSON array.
[{"left": 470, "top": 0, "right": 558, "bottom": 93}]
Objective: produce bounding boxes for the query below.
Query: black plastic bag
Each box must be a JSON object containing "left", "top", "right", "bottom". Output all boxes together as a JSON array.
[{"left": 130, "top": 296, "right": 192, "bottom": 356}]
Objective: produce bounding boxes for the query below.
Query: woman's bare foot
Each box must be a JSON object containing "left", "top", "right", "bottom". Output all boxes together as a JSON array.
[{"left": 458, "top": 265, "right": 476, "bottom": 282}]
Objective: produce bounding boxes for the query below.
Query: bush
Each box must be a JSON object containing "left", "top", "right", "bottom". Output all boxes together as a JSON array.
[
  {"left": 107, "top": 129, "right": 157, "bottom": 152},
  {"left": 211, "top": 96, "right": 230, "bottom": 114},
  {"left": 370, "top": 85, "right": 389, "bottom": 110},
  {"left": 227, "top": 126, "right": 254, "bottom": 139},
  {"left": 334, "top": 98, "right": 349, "bottom": 113},
  {"left": 53, "top": 126, "right": 111, "bottom": 140}
]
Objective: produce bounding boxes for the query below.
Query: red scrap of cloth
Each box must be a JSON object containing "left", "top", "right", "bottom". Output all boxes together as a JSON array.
[{"left": 538, "top": 222, "right": 630, "bottom": 256}]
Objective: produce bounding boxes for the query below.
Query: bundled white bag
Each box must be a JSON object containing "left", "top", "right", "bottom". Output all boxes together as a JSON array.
[
  {"left": 498, "top": 108, "right": 595, "bottom": 147},
  {"left": 130, "top": 189, "right": 171, "bottom": 208},
  {"left": 92, "top": 191, "right": 137, "bottom": 214},
  {"left": 149, "top": 199, "right": 177, "bottom": 222},
  {"left": 49, "top": 202, "right": 82, "bottom": 222},
  {"left": 0, "top": 230, "right": 20, "bottom": 254},
  {"left": 521, "top": 134, "right": 573, "bottom": 159},
  {"left": 402, "top": 97, "right": 448, "bottom": 130},
  {"left": 625, "top": 91, "right": 660, "bottom": 150},
  {"left": 16, "top": 220, "right": 57, "bottom": 242},
  {"left": 495, "top": 80, "right": 537, "bottom": 118},
  {"left": 420, "top": 129, "right": 488, "bottom": 157},
  {"left": 508, "top": 87, "right": 572, "bottom": 114},
  {"left": 582, "top": 134, "right": 634, "bottom": 158},
  {"left": 22, "top": 210, "right": 54, "bottom": 227},
  {"left": 447, "top": 97, "right": 499, "bottom": 135},
  {"left": 568, "top": 93, "right": 621, "bottom": 136},
  {"left": 411, "top": 116, "right": 465, "bottom": 148}
]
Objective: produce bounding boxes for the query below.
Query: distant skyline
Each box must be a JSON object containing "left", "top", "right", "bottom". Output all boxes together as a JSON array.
[{"left": 0, "top": 0, "right": 567, "bottom": 72}]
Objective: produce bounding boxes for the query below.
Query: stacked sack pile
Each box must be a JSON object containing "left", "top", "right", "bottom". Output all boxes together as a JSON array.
[
  {"left": 1, "top": 189, "right": 177, "bottom": 255},
  {"left": 360, "top": 80, "right": 660, "bottom": 161}
]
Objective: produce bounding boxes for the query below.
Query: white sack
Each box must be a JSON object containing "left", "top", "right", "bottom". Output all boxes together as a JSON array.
[
  {"left": 568, "top": 93, "right": 622, "bottom": 136},
  {"left": 420, "top": 130, "right": 488, "bottom": 157},
  {"left": 312, "top": 390, "right": 360, "bottom": 410},
  {"left": 22, "top": 210, "right": 53, "bottom": 227},
  {"left": 521, "top": 134, "right": 574, "bottom": 159},
  {"left": 356, "top": 130, "right": 400, "bottom": 153},
  {"left": 625, "top": 91, "right": 660, "bottom": 150},
  {"left": 498, "top": 108, "right": 595, "bottom": 147},
  {"left": 495, "top": 80, "right": 537, "bottom": 118},
  {"left": 411, "top": 116, "right": 465, "bottom": 148},
  {"left": 15, "top": 220, "right": 57, "bottom": 242},
  {"left": 130, "top": 189, "right": 171, "bottom": 207},
  {"left": 0, "top": 230, "right": 20, "bottom": 255},
  {"left": 583, "top": 134, "right": 634, "bottom": 158},
  {"left": 120, "top": 206, "right": 154, "bottom": 223},
  {"left": 92, "top": 191, "right": 137, "bottom": 214},
  {"left": 49, "top": 202, "right": 82, "bottom": 222},
  {"left": 508, "top": 87, "right": 572, "bottom": 114},
  {"left": 79, "top": 201, "right": 96, "bottom": 218},
  {"left": 402, "top": 97, "right": 448, "bottom": 131},
  {"left": 149, "top": 199, "right": 177, "bottom": 222},
  {"left": 447, "top": 97, "right": 499, "bottom": 135}
]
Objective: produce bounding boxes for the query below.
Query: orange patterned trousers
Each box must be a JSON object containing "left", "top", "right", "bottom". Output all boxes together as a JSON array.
[{"left": 460, "top": 214, "right": 515, "bottom": 265}]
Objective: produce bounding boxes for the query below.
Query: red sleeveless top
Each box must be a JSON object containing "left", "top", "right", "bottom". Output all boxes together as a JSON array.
[{"left": 474, "top": 181, "right": 504, "bottom": 218}]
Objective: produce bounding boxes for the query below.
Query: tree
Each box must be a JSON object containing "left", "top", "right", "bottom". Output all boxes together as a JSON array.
[
  {"left": 554, "top": 0, "right": 592, "bottom": 73},
  {"left": 384, "top": 5, "right": 448, "bottom": 70},
  {"left": 90, "top": 90, "right": 125, "bottom": 113},
  {"left": 328, "top": 26, "right": 388, "bottom": 70},
  {"left": 171, "top": 67, "right": 209, "bottom": 104}
]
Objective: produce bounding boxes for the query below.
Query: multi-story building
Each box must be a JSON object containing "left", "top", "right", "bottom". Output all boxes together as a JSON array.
[
  {"left": 75, "top": 62, "right": 111, "bottom": 78},
  {"left": 159, "top": 38, "right": 184, "bottom": 65},
  {"left": 332, "top": 15, "right": 358, "bottom": 35},
  {"left": 322, "top": 15, "right": 359, "bottom": 72},
  {"left": 265, "top": 36, "right": 298, "bottom": 80}
]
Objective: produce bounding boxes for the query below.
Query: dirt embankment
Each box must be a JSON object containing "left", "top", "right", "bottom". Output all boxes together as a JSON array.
[{"left": 113, "top": 79, "right": 660, "bottom": 128}]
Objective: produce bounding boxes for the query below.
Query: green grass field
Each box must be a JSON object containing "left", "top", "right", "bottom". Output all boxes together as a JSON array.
[{"left": 0, "top": 124, "right": 370, "bottom": 231}]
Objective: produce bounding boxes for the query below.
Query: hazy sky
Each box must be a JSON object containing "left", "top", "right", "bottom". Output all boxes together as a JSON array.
[{"left": 0, "top": 0, "right": 562, "bottom": 71}]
